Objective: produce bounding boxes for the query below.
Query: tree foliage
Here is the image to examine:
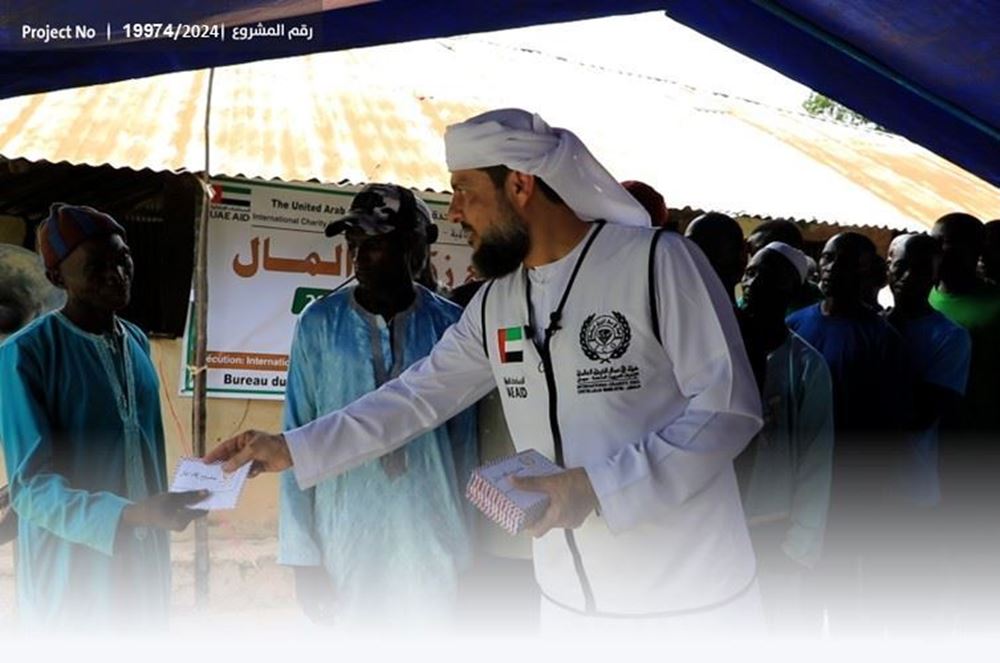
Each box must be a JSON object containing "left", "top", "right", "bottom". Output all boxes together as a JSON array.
[{"left": 802, "top": 92, "right": 884, "bottom": 131}]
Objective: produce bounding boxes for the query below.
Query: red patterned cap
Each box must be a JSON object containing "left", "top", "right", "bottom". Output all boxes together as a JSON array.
[{"left": 36, "top": 204, "right": 126, "bottom": 270}]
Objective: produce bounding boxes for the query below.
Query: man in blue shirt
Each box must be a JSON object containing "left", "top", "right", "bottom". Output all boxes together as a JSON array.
[
  {"left": 278, "top": 184, "right": 476, "bottom": 629},
  {"left": 883, "top": 232, "right": 970, "bottom": 632},
  {"left": 786, "top": 231, "right": 912, "bottom": 634},
  {"left": 885, "top": 234, "right": 970, "bottom": 509},
  {"left": 0, "top": 204, "right": 205, "bottom": 628}
]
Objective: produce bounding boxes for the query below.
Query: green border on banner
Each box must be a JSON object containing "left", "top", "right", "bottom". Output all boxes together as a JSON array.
[
  {"left": 211, "top": 175, "right": 452, "bottom": 203},
  {"left": 212, "top": 175, "right": 360, "bottom": 196},
  {"left": 181, "top": 300, "right": 285, "bottom": 398},
  {"left": 203, "top": 388, "right": 284, "bottom": 396}
]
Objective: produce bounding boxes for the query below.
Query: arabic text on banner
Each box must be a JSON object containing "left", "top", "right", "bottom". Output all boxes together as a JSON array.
[{"left": 179, "top": 176, "right": 473, "bottom": 400}]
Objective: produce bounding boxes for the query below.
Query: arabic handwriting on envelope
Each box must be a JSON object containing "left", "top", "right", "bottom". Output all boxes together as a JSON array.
[{"left": 170, "top": 458, "right": 252, "bottom": 511}]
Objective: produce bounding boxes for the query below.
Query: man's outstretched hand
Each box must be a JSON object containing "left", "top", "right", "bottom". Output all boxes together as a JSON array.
[
  {"left": 204, "top": 429, "right": 292, "bottom": 476},
  {"left": 122, "top": 491, "right": 208, "bottom": 532},
  {"left": 509, "top": 467, "right": 599, "bottom": 537}
]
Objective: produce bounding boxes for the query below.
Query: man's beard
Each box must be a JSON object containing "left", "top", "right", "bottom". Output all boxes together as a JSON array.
[{"left": 471, "top": 200, "right": 530, "bottom": 279}]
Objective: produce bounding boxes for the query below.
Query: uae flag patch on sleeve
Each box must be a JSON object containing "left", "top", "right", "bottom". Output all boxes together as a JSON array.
[{"left": 497, "top": 326, "right": 527, "bottom": 363}]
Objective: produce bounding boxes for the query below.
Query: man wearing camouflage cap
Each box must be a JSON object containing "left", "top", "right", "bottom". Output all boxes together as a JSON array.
[{"left": 277, "top": 184, "right": 476, "bottom": 628}]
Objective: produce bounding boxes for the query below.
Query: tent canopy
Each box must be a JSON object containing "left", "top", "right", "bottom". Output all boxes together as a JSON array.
[
  {"left": 1, "top": 0, "right": 997, "bottom": 187},
  {"left": 3, "top": 40, "right": 996, "bottom": 231}
]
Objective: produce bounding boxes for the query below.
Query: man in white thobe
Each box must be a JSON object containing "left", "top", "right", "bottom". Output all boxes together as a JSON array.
[{"left": 208, "top": 108, "right": 763, "bottom": 633}]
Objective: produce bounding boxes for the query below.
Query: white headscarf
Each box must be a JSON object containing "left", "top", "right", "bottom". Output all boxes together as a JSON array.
[
  {"left": 757, "top": 241, "right": 810, "bottom": 284},
  {"left": 444, "top": 108, "right": 650, "bottom": 227}
]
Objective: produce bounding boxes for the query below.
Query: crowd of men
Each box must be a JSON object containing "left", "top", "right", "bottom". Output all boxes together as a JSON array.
[
  {"left": 681, "top": 211, "right": 1000, "bottom": 634},
  {"left": 1, "top": 107, "right": 999, "bottom": 638}
]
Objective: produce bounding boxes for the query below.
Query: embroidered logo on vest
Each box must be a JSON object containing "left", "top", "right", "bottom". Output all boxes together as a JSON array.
[{"left": 579, "top": 312, "right": 631, "bottom": 363}]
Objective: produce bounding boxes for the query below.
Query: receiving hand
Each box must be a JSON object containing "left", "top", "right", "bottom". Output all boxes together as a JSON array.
[
  {"left": 509, "top": 467, "right": 599, "bottom": 537},
  {"left": 122, "top": 490, "right": 208, "bottom": 531},
  {"left": 204, "top": 429, "right": 292, "bottom": 476}
]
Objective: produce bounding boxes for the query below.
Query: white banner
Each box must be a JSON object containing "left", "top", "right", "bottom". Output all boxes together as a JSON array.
[{"left": 180, "top": 176, "right": 473, "bottom": 400}]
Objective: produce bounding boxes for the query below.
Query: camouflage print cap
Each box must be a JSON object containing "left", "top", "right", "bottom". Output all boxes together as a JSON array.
[{"left": 325, "top": 183, "right": 436, "bottom": 242}]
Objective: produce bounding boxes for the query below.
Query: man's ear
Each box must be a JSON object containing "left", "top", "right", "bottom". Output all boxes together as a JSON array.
[
  {"left": 45, "top": 267, "right": 65, "bottom": 290},
  {"left": 506, "top": 171, "right": 536, "bottom": 211}
]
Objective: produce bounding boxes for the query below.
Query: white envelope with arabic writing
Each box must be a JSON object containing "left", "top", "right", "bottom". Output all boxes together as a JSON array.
[{"left": 169, "top": 457, "right": 252, "bottom": 510}]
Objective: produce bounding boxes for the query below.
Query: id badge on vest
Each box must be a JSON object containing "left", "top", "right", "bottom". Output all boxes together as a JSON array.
[{"left": 493, "top": 321, "right": 556, "bottom": 459}]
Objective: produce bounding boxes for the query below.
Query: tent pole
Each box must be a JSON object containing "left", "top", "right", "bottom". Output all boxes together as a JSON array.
[{"left": 192, "top": 67, "right": 216, "bottom": 609}]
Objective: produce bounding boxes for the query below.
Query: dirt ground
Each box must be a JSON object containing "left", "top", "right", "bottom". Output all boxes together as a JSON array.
[
  {"left": 0, "top": 527, "right": 299, "bottom": 627},
  {"left": 0, "top": 515, "right": 537, "bottom": 633}
]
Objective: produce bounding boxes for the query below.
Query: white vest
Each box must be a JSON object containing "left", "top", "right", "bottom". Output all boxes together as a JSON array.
[{"left": 481, "top": 223, "right": 756, "bottom": 616}]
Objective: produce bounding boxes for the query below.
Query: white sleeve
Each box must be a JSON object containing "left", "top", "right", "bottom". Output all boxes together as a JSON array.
[
  {"left": 285, "top": 287, "right": 497, "bottom": 489},
  {"left": 584, "top": 234, "right": 763, "bottom": 533}
]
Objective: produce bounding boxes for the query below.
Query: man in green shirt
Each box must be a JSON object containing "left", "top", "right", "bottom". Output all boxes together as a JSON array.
[
  {"left": 929, "top": 213, "right": 1000, "bottom": 437},
  {"left": 929, "top": 212, "right": 1000, "bottom": 628}
]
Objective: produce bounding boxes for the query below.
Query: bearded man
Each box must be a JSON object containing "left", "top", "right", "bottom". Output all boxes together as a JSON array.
[{"left": 209, "top": 109, "right": 763, "bottom": 632}]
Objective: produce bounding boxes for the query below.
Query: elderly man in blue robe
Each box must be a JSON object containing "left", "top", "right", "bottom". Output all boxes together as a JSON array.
[
  {"left": 278, "top": 184, "right": 476, "bottom": 629},
  {"left": 0, "top": 204, "right": 206, "bottom": 628}
]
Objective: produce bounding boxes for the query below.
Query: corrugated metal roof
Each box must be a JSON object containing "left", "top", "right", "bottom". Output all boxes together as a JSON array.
[{"left": 0, "top": 37, "right": 996, "bottom": 231}]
